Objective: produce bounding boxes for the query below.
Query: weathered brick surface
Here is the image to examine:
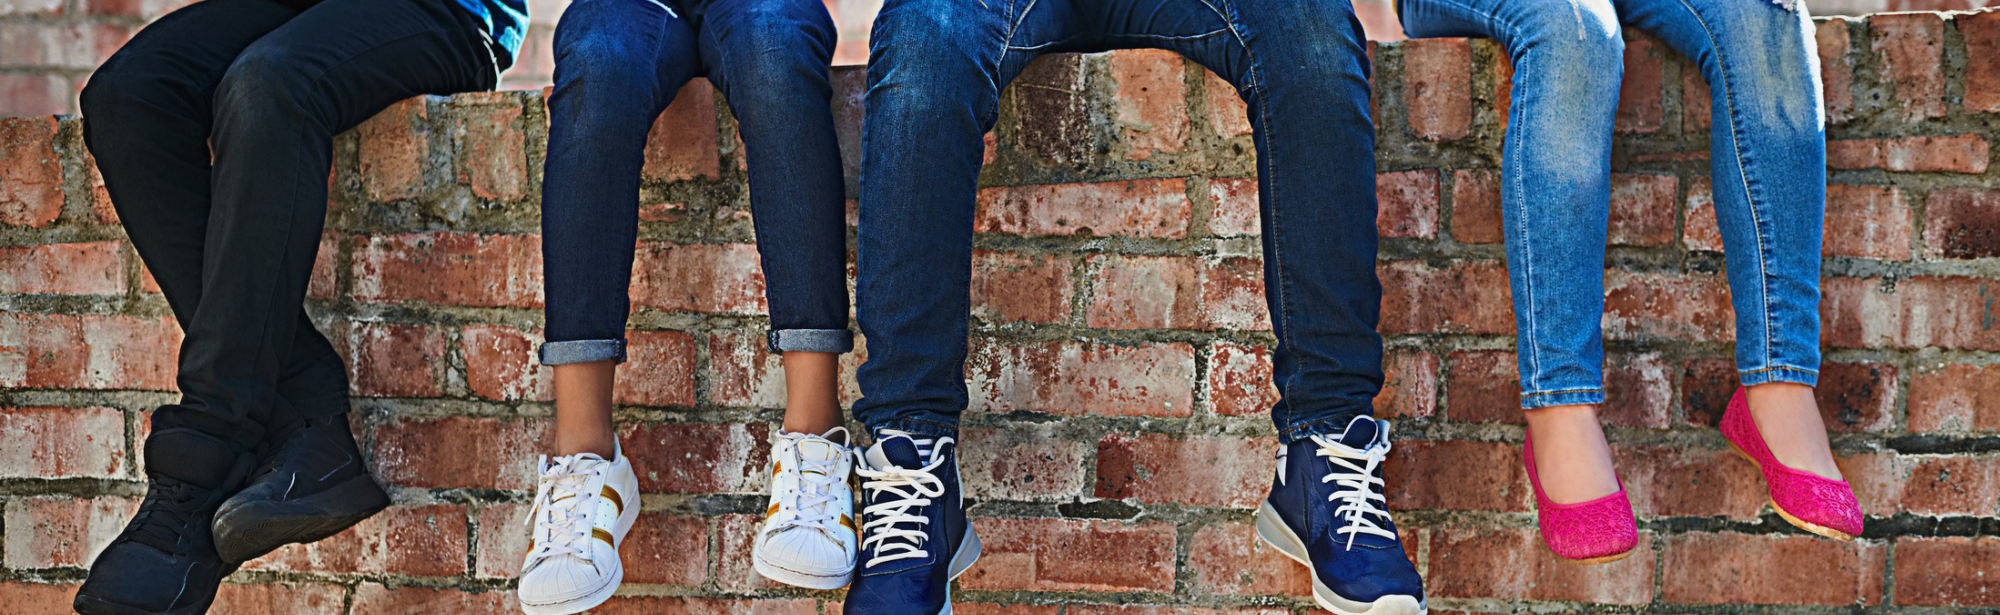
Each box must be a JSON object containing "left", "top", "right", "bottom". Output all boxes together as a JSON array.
[{"left": 2, "top": 17, "right": 1996, "bottom": 613}]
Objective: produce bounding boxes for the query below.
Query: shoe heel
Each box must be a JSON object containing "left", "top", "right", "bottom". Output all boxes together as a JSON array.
[
  {"left": 1253, "top": 501, "right": 1310, "bottom": 566},
  {"left": 947, "top": 525, "right": 981, "bottom": 580}
]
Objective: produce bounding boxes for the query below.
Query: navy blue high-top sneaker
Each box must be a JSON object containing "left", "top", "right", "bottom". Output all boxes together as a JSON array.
[
  {"left": 1258, "top": 416, "right": 1426, "bottom": 615},
  {"left": 845, "top": 431, "right": 980, "bottom": 615}
]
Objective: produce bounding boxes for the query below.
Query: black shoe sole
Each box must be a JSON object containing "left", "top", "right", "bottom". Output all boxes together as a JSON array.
[
  {"left": 73, "top": 567, "right": 235, "bottom": 615},
  {"left": 210, "top": 473, "right": 391, "bottom": 564}
]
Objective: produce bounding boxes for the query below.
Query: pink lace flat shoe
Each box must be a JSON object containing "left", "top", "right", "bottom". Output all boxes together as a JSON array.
[
  {"left": 1525, "top": 431, "right": 1639, "bottom": 564},
  {"left": 1720, "top": 388, "right": 1863, "bottom": 541}
]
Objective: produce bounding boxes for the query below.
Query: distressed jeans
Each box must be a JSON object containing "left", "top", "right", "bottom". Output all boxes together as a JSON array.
[
  {"left": 852, "top": 0, "right": 1385, "bottom": 443},
  {"left": 1399, "top": 0, "right": 1826, "bottom": 408}
]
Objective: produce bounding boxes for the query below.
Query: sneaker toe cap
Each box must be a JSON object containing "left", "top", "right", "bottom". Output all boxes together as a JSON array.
[{"left": 518, "top": 556, "right": 617, "bottom": 605}]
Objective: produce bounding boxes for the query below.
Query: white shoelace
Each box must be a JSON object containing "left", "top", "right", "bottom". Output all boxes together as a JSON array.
[
  {"left": 854, "top": 431, "right": 948, "bottom": 569},
  {"left": 769, "top": 436, "right": 846, "bottom": 540},
  {"left": 524, "top": 454, "right": 605, "bottom": 565},
  {"left": 1311, "top": 435, "right": 1398, "bottom": 550}
]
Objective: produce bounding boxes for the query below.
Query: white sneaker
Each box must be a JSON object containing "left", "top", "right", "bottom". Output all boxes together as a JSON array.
[
  {"left": 752, "top": 427, "right": 859, "bottom": 589},
  {"left": 516, "top": 443, "right": 640, "bottom": 615}
]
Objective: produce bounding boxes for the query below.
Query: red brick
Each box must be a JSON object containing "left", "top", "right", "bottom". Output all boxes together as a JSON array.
[
  {"left": 0, "top": 24, "right": 102, "bottom": 70},
  {"left": 1824, "top": 185, "right": 1911, "bottom": 260},
  {"left": 1207, "top": 177, "right": 1259, "bottom": 237},
  {"left": 1404, "top": 38, "right": 1471, "bottom": 141},
  {"left": 1094, "top": 432, "right": 1274, "bottom": 508},
  {"left": 244, "top": 505, "right": 468, "bottom": 577},
  {"left": 1088, "top": 254, "right": 1198, "bottom": 330},
  {"left": 1831, "top": 452, "right": 1899, "bottom": 518},
  {"left": 85, "top": 0, "right": 195, "bottom": 16},
  {"left": 0, "top": 312, "right": 181, "bottom": 390},
  {"left": 0, "top": 583, "right": 78, "bottom": 615},
  {"left": 1679, "top": 357, "right": 1737, "bottom": 427},
  {"left": 1681, "top": 176, "right": 1722, "bottom": 251},
  {"left": 715, "top": 513, "right": 780, "bottom": 590},
  {"left": 1492, "top": 50, "right": 1514, "bottom": 132},
  {"left": 1820, "top": 275, "right": 2000, "bottom": 351},
  {"left": 959, "top": 426, "right": 1091, "bottom": 501},
  {"left": 350, "top": 583, "right": 515, "bottom": 615},
  {"left": 461, "top": 325, "right": 549, "bottom": 401},
  {"left": 620, "top": 513, "right": 710, "bottom": 586},
  {"left": 1923, "top": 188, "right": 2000, "bottom": 259},
  {"left": 1377, "top": 260, "right": 1513, "bottom": 335},
  {"left": 1378, "top": 349, "right": 1439, "bottom": 419},
  {"left": 968, "top": 339, "right": 1196, "bottom": 417},
  {"left": 1188, "top": 522, "right": 1311, "bottom": 596},
  {"left": 1816, "top": 20, "right": 1854, "bottom": 123},
  {"left": 1603, "top": 270, "right": 1733, "bottom": 342},
  {"left": 1069, "top": 607, "right": 1289, "bottom": 615},
  {"left": 1012, "top": 55, "right": 1090, "bottom": 164},
  {"left": 211, "top": 583, "right": 348, "bottom": 615},
  {"left": 1608, "top": 174, "right": 1676, "bottom": 246},
  {"left": 639, "top": 201, "right": 687, "bottom": 222},
  {"left": 972, "top": 250, "right": 1072, "bottom": 324},
  {"left": 1908, "top": 362, "right": 2000, "bottom": 432},
  {"left": 1203, "top": 69, "right": 1252, "bottom": 138},
  {"left": 958, "top": 517, "right": 1177, "bottom": 593},
  {"left": 351, "top": 232, "right": 542, "bottom": 308},
  {"left": 1888, "top": 455, "right": 2000, "bottom": 516},
  {"left": 1109, "top": 49, "right": 1188, "bottom": 160},
  {"left": 950, "top": 604, "right": 1060, "bottom": 615},
  {"left": 1383, "top": 439, "right": 1531, "bottom": 512},
  {"left": 1, "top": 116, "right": 61, "bottom": 228},
  {"left": 614, "top": 330, "right": 699, "bottom": 407},
  {"left": 1208, "top": 342, "right": 1278, "bottom": 417},
  {"left": 976, "top": 179, "right": 1192, "bottom": 239},
  {"left": 0, "top": 406, "right": 126, "bottom": 478},
  {"left": 630, "top": 242, "right": 766, "bottom": 315},
  {"left": 0, "top": 73, "right": 71, "bottom": 117},
  {"left": 342, "top": 322, "right": 448, "bottom": 398},
  {"left": 1827, "top": 135, "right": 1988, "bottom": 174},
  {"left": 451, "top": 93, "right": 526, "bottom": 200},
  {"left": 1661, "top": 532, "right": 1883, "bottom": 605},
  {"left": 1816, "top": 362, "right": 1897, "bottom": 432},
  {"left": 0, "top": 242, "right": 124, "bottom": 295},
  {"left": 1449, "top": 169, "right": 1501, "bottom": 244},
  {"left": 1601, "top": 351, "right": 1673, "bottom": 428},
  {"left": 1965, "top": 11, "right": 2000, "bottom": 114},
  {"left": 1615, "top": 445, "right": 1766, "bottom": 519},
  {"left": 1894, "top": 537, "right": 2000, "bottom": 606},
  {"left": 0, "top": 0, "right": 64, "bottom": 16},
  {"left": 1682, "top": 59, "right": 1711, "bottom": 133},
  {"left": 1377, "top": 170, "right": 1439, "bottom": 239},
  {"left": 1615, "top": 37, "right": 1665, "bottom": 133},
  {"left": 1427, "top": 526, "right": 1653, "bottom": 604},
  {"left": 643, "top": 80, "right": 721, "bottom": 183},
  {"left": 473, "top": 503, "right": 528, "bottom": 578},
  {"left": 1200, "top": 257, "right": 1268, "bottom": 331},
  {"left": 355, "top": 98, "right": 429, "bottom": 201},
  {"left": 80, "top": 147, "right": 116, "bottom": 224},
  {"left": 1870, "top": 13, "right": 1946, "bottom": 121},
  {"left": 593, "top": 597, "right": 817, "bottom": 615},
  {"left": 307, "top": 233, "right": 338, "bottom": 299},
  {"left": 371, "top": 416, "right": 548, "bottom": 490},
  {"left": 1446, "top": 350, "right": 1519, "bottom": 424},
  {"left": 2, "top": 496, "right": 136, "bottom": 568},
  {"left": 621, "top": 422, "right": 770, "bottom": 493}
]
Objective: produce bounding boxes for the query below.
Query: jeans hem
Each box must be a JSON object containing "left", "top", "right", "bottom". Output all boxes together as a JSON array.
[
  {"left": 768, "top": 328, "right": 855, "bottom": 354},
  {"left": 1739, "top": 365, "right": 1817, "bottom": 387},
  {"left": 1519, "top": 388, "right": 1607, "bottom": 410},
  {"left": 1279, "top": 412, "right": 1373, "bottom": 445},
  {"left": 864, "top": 417, "right": 960, "bottom": 440},
  {"left": 539, "top": 339, "right": 627, "bottom": 365}
]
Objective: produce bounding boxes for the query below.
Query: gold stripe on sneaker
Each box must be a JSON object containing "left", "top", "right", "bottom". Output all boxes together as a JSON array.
[
  {"left": 593, "top": 528, "right": 614, "bottom": 546},
  {"left": 599, "top": 486, "right": 625, "bottom": 515},
  {"left": 772, "top": 461, "right": 782, "bottom": 477},
  {"left": 765, "top": 502, "right": 782, "bottom": 519},
  {"left": 839, "top": 514, "right": 855, "bottom": 531}
]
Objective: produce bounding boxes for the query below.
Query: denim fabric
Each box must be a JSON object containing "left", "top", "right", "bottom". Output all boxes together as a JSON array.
[
  {"left": 852, "top": 0, "right": 1384, "bottom": 443},
  {"left": 1399, "top": 0, "right": 1824, "bottom": 409},
  {"left": 539, "top": 0, "right": 851, "bottom": 366},
  {"left": 81, "top": 0, "right": 497, "bottom": 450}
]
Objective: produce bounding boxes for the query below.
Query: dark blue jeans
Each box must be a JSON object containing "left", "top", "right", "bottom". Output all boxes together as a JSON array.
[
  {"left": 539, "top": 0, "right": 851, "bottom": 365},
  {"left": 852, "top": 0, "right": 1383, "bottom": 444}
]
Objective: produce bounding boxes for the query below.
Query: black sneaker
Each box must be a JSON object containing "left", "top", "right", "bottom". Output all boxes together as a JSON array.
[
  {"left": 210, "top": 413, "right": 391, "bottom": 564},
  {"left": 75, "top": 428, "right": 254, "bottom": 615}
]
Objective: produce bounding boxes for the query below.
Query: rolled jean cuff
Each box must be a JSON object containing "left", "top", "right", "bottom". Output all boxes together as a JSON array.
[
  {"left": 539, "top": 339, "right": 626, "bottom": 365},
  {"left": 1739, "top": 365, "right": 1818, "bottom": 387},
  {"left": 1519, "top": 388, "right": 1607, "bottom": 410},
  {"left": 1279, "top": 411, "right": 1373, "bottom": 445},
  {"left": 865, "top": 417, "right": 960, "bottom": 441},
  {"left": 767, "top": 328, "right": 854, "bottom": 354}
]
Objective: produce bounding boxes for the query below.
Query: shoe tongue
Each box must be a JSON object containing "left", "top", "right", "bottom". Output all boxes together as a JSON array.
[
  {"left": 1337, "top": 417, "right": 1381, "bottom": 449},
  {"left": 866, "top": 435, "right": 925, "bottom": 469},
  {"left": 144, "top": 429, "right": 240, "bottom": 490},
  {"left": 794, "top": 437, "right": 843, "bottom": 464}
]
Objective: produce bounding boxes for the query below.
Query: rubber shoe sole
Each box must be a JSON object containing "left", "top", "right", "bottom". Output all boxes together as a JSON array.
[
  {"left": 1254, "top": 502, "right": 1426, "bottom": 615},
  {"left": 936, "top": 526, "right": 981, "bottom": 615},
  {"left": 211, "top": 473, "right": 391, "bottom": 564},
  {"left": 754, "top": 553, "right": 855, "bottom": 590},
  {"left": 73, "top": 564, "right": 241, "bottom": 615}
]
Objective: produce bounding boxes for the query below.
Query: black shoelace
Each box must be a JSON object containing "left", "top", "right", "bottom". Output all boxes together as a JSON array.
[{"left": 126, "top": 477, "right": 212, "bottom": 554}]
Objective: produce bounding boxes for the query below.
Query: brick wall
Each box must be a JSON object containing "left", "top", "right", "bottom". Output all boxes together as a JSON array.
[{"left": 2, "top": 9, "right": 1999, "bottom": 615}]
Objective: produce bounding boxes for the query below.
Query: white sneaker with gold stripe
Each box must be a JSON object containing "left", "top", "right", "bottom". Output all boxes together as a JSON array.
[
  {"left": 753, "top": 427, "right": 859, "bottom": 589},
  {"left": 517, "top": 442, "right": 639, "bottom": 615}
]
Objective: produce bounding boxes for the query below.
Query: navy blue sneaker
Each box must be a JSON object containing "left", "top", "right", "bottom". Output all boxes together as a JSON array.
[
  {"left": 845, "top": 431, "right": 980, "bottom": 615},
  {"left": 1257, "top": 416, "right": 1426, "bottom": 615}
]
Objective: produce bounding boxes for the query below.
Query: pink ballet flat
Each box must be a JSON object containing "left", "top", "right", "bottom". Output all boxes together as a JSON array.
[
  {"left": 1524, "top": 431, "right": 1639, "bottom": 564},
  {"left": 1720, "top": 388, "right": 1863, "bottom": 541}
]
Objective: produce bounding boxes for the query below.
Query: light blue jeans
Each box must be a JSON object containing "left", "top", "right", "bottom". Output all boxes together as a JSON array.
[{"left": 1399, "top": 0, "right": 1826, "bottom": 409}]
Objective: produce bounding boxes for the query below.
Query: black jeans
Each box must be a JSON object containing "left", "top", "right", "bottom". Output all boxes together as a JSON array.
[{"left": 81, "top": 0, "right": 498, "bottom": 451}]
